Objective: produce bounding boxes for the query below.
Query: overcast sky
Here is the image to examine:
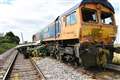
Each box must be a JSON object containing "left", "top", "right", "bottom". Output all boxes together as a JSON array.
[{"left": 0, "top": 0, "right": 120, "bottom": 43}]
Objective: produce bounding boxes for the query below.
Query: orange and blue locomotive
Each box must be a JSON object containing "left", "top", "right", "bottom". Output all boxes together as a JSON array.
[{"left": 36, "top": 0, "right": 117, "bottom": 67}]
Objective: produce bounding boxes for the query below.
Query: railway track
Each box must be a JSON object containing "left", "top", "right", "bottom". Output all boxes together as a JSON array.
[
  {"left": 0, "top": 49, "right": 18, "bottom": 80},
  {"left": 2, "top": 51, "right": 45, "bottom": 80},
  {"left": 2, "top": 50, "right": 18, "bottom": 80}
]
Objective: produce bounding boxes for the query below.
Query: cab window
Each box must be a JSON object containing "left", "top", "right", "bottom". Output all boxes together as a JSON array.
[
  {"left": 101, "top": 12, "right": 113, "bottom": 25},
  {"left": 66, "top": 12, "right": 77, "bottom": 25},
  {"left": 82, "top": 8, "right": 97, "bottom": 22}
]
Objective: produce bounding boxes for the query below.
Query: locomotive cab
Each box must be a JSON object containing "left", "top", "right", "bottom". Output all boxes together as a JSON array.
[{"left": 80, "top": 3, "right": 117, "bottom": 45}]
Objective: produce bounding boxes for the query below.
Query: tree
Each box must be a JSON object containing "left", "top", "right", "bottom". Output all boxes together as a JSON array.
[
  {"left": 4, "top": 32, "right": 20, "bottom": 44},
  {"left": 5, "top": 32, "right": 15, "bottom": 43},
  {"left": 14, "top": 36, "right": 20, "bottom": 44}
]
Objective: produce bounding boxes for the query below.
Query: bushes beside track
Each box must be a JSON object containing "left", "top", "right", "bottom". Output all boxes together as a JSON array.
[
  {"left": 0, "top": 32, "right": 20, "bottom": 54},
  {"left": 27, "top": 44, "right": 49, "bottom": 57}
]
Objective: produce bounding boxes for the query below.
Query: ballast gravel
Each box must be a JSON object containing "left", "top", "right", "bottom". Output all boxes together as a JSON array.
[{"left": 33, "top": 57, "right": 93, "bottom": 80}]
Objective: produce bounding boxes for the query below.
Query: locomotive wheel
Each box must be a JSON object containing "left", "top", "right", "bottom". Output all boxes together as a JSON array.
[
  {"left": 55, "top": 52, "right": 61, "bottom": 61},
  {"left": 58, "top": 54, "right": 64, "bottom": 62},
  {"left": 74, "top": 57, "right": 80, "bottom": 66},
  {"left": 55, "top": 50, "right": 60, "bottom": 60},
  {"left": 61, "top": 54, "right": 75, "bottom": 65},
  {"left": 56, "top": 55, "right": 60, "bottom": 60},
  {"left": 64, "top": 54, "right": 72, "bottom": 62},
  {"left": 50, "top": 53, "right": 54, "bottom": 57},
  {"left": 58, "top": 48, "right": 64, "bottom": 62},
  {"left": 74, "top": 45, "right": 82, "bottom": 66}
]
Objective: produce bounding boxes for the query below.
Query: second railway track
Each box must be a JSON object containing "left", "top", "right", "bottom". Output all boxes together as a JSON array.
[{"left": 4, "top": 52, "right": 45, "bottom": 80}]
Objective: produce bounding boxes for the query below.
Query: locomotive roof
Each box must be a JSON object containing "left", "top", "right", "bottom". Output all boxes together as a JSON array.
[
  {"left": 81, "top": 0, "right": 114, "bottom": 12},
  {"left": 61, "top": 0, "right": 114, "bottom": 16}
]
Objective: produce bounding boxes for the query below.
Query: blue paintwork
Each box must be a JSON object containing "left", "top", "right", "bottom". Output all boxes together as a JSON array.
[{"left": 40, "top": 18, "right": 61, "bottom": 40}]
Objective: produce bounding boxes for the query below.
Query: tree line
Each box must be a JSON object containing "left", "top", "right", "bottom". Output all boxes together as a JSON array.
[{"left": 0, "top": 32, "right": 20, "bottom": 44}]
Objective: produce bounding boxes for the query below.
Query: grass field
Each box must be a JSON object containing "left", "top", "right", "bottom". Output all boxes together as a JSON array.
[{"left": 0, "top": 43, "right": 16, "bottom": 54}]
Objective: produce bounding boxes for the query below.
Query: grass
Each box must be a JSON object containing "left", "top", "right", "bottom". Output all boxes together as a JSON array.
[{"left": 0, "top": 43, "right": 16, "bottom": 54}]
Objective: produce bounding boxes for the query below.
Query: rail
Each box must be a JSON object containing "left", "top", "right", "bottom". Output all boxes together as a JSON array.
[
  {"left": 30, "top": 57, "right": 47, "bottom": 80},
  {"left": 2, "top": 50, "right": 18, "bottom": 80}
]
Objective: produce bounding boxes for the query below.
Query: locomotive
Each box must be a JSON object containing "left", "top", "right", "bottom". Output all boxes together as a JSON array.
[{"left": 35, "top": 0, "right": 117, "bottom": 67}]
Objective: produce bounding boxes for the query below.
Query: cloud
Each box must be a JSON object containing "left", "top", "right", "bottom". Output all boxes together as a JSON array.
[
  {"left": 0, "top": 0, "right": 15, "bottom": 4},
  {"left": 0, "top": 0, "right": 80, "bottom": 42}
]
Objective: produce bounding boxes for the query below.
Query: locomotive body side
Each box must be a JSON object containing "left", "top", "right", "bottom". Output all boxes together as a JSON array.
[
  {"left": 58, "top": 7, "right": 81, "bottom": 40},
  {"left": 41, "top": 3, "right": 81, "bottom": 42}
]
